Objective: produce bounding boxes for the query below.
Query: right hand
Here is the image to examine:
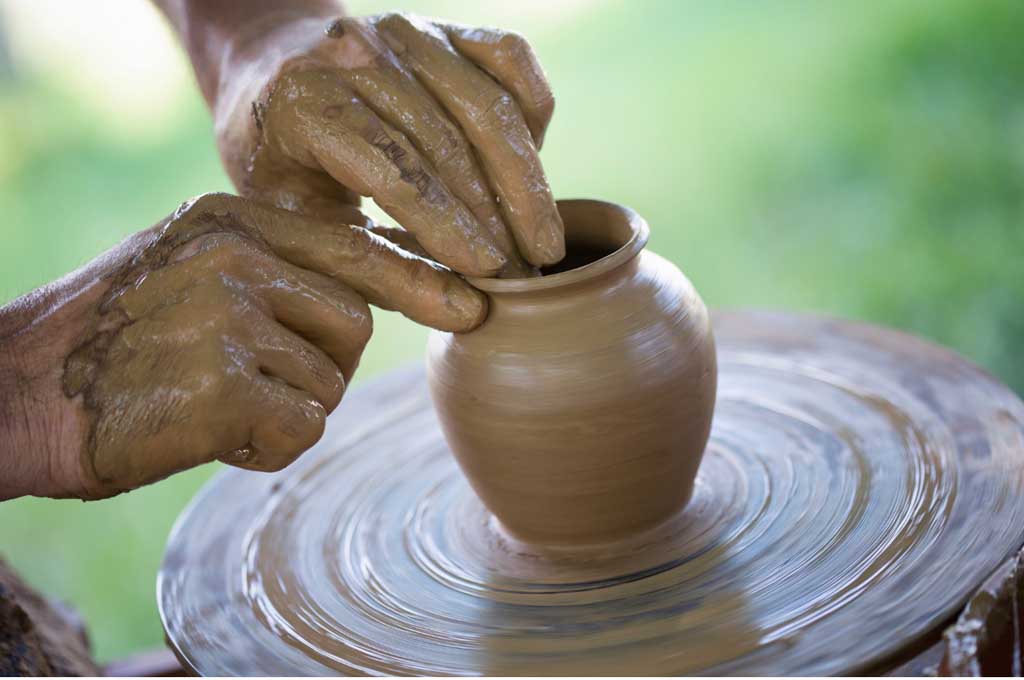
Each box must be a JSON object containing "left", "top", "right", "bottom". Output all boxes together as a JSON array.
[
  {"left": 8, "top": 192, "right": 485, "bottom": 500},
  {"left": 211, "top": 12, "right": 564, "bottom": 278}
]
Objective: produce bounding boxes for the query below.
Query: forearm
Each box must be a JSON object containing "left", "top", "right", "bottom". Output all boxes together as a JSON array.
[
  {"left": 0, "top": 340, "right": 56, "bottom": 500},
  {"left": 1, "top": 286, "right": 91, "bottom": 500},
  {"left": 0, "top": 231, "right": 156, "bottom": 500},
  {"left": 152, "top": 0, "right": 344, "bottom": 107}
]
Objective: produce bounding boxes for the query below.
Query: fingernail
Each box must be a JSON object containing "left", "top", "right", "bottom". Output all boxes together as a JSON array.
[
  {"left": 472, "top": 242, "right": 507, "bottom": 277},
  {"left": 498, "top": 256, "right": 541, "bottom": 279},
  {"left": 444, "top": 280, "right": 488, "bottom": 331}
]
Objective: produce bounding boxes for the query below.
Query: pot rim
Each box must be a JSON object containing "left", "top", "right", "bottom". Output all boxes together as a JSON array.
[{"left": 467, "top": 198, "right": 651, "bottom": 293}]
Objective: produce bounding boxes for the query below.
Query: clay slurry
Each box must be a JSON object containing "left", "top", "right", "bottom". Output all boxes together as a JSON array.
[{"left": 159, "top": 312, "right": 1024, "bottom": 675}]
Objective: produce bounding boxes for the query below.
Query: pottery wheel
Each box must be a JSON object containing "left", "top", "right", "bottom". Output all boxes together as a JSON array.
[{"left": 159, "top": 311, "right": 1024, "bottom": 675}]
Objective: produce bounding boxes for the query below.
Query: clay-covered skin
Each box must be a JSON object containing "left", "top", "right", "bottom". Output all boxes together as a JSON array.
[
  {"left": 0, "top": 193, "right": 485, "bottom": 501},
  {"left": 428, "top": 200, "right": 718, "bottom": 545},
  {"left": 155, "top": 1, "right": 563, "bottom": 278}
]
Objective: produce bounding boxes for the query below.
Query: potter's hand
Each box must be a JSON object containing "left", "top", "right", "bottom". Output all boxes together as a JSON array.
[
  {"left": 155, "top": 1, "right": 563, "bottom": 277},
  {"left": 0, "top": 193, "right": 485, "bottom": 501}
]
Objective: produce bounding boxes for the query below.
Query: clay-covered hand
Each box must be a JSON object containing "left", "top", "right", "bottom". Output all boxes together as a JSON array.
[
  {"left": 212, "top": 11, "right": 563, "bottom": 278},
  {"left": 0, "top": 193, "right": 485, "bottom": 501}
]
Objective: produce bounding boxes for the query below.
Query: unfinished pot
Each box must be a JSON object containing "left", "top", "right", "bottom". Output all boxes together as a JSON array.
[{"left": 426, "top": 199, "right": 717, "bottom": 545}]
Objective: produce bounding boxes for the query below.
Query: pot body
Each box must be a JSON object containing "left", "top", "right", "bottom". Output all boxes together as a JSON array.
[{"left": 427, "top": 200, "right": 717, "bottom": 546}]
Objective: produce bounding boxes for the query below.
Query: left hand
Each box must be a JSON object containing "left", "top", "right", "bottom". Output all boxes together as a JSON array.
[
  {"left": 0, "top": 192, "right": 487, "bottom": 500},
  {"left": 212, "top": 12, "right": 564, "bottom": 278}
]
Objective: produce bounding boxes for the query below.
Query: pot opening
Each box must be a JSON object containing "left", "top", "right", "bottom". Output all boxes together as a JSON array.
[
  {"left": 540, "top": 243, "right": 616, "bottom": 276},
  {"left": 469, "top": 199, "right": 650, "bottom": 293}
]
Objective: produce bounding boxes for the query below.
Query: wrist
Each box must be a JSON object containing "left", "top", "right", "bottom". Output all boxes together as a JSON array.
[
  {"left": 0, "top": 338, "right": 42, "bottom": 499},
  {"left": 212, "top": 13, "right": 329, "bottom": 122},
  {"left": 155, "top": 1, "right": 343, "bottom": 109},
  {"left": 204, "top": 9, "right": 342, "bottom": 193},
  {"left": 0, "top": 244, "right": 141, "bottom": 500},
  {"left": 0, "top": 300, "right": 89, "bottom": 500}
]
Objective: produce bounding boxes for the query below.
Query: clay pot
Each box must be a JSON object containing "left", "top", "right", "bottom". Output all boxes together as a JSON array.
[{"left": 426, "top": 199, "right": 717, "bottom": 546}]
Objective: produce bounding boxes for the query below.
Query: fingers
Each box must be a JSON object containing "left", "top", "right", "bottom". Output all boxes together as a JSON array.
[
  {"left": 277, "top": 190, "right": 371, "bottom": 228},
  {"left": 171, "top": 194, "right": 487, "bottom": 332},
  {"left": 443, "top": 23, "right": 554, "bottom": 148},
  {"left": 223, "top": 378, "right": 328, "bottom": 473},
  {"left": 265, "top": 69, "right": 507, "bottom": 277},
  {"left": 240, "top": 184, "right": 434, "bottom": 264},
  {"left": 256, "top": 258, "right": 373, "bottom": 384},
  {"left": 322, "top": 18, "right": 536, "bottom": 278},
  {"left": 264, "top": 216, "right": 488, "bottom": 333},
  {"left": 376, "top": 13, "right": 564, "bottom": 267},
  {"left": 268, "top": 188, "right": 451, "bottom": 265},
  {"left": 120, "top": 227, "right": 374, "bottom": 387},
  {"left": 365, "top": 223, "right": 431, "bottom": 258},
  {"left": 247, "top": 317, "right": 346, "bottom": 413},
  {"left": 246, "top": 162, "right": 366, "bottom": 224}
]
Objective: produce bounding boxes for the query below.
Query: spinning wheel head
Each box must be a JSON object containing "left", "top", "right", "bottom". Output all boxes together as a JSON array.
[{"left": 159, "top": 311, "right": 1024, "bottom": 676}]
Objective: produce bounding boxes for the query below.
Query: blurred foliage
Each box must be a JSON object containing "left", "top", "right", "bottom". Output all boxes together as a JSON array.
[
  {"left": 0, "top": 0, "right": 1021, "bottom": 663},
  {"left": 737, "top": 0, "right": 1024, "bottom": 390}
]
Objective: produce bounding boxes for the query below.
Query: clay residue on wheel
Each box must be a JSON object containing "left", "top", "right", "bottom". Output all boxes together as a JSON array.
[{"left": 160, "top": 282, "right": 1024, "bottom": 676}]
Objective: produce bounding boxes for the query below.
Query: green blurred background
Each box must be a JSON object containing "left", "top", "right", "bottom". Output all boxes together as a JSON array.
[{"left": 1, "top": 0, "right": 1021, "bottom": 663}]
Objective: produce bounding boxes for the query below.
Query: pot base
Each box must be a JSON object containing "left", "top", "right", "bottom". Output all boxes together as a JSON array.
[{"left": 159, "top": 311, "right": 1024, "bottom": 676}]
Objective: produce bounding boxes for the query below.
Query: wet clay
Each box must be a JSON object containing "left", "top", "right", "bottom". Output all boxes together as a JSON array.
[
  {"left": 159, "top": 310, "right": 1024, "bottom": 675},
  {"left": 46, "top": 193, "right": 483, "bottom": 499},
  {"left": 428, "top": 200, "right": 717, "bottom": 545},
  {"left": 165, "top": 3, "right": 563, "bottom": 278}
]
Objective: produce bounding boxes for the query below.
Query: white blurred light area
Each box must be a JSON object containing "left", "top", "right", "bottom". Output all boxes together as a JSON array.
[
  {"left": 0, "top": 0, "right": 194, "bottom": 137},
  {"left": 0, "top": 0, "right": 603, "bottom": 137}
]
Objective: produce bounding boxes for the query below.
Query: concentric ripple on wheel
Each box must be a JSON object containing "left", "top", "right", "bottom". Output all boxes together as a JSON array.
[{"left": 159, "top": 311, "right": 1024, "bottom": 675}]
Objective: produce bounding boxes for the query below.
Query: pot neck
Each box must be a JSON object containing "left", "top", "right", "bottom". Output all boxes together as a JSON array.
[{"left": 467, "top": 199, "right": 649, "bottom": 296}]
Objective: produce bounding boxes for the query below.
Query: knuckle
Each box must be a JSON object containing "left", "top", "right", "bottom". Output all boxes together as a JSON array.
[
  {"left": 377, "top": 11, "right": 413, "bottom": 31},
  {"left": 173, "top": 192, "right": 236, "bottom": 223},
  {"left": 229, "top": 290, "right": 264, "bottom": 323},
  {"left": 474, "top": 90, "right": 518, "bottom": 130},
  {"left": 401, "top": 255, "right": 433, "bottom": 288},
  {"left": 431, "top": 125, "right": 475, "bottom": 174},
  {"left": 430, "top": 135, "right": 461, "bottom": 168},
  {"left": 497, "top": 31, "right": 528, "bottom": 54},
  {"left": 350, "top": 305, "right": 373, "bottom": 347},
  {"left": 330, "top": 225, "right": 369, "bottom": 266},
  {"left": 313, "top": 273, "right": 353, "bottom": 303},
  {"left": 205, "top": 232, "right": 262, "bottom": 270},
  {"left": 296, "top": 345, "right": 344, "bottom": 407},
  {"left": 324, "top": 370, "right": 346, "bottom": 411},
  {"left": 216, "top": 344, "right": 258, "bottom": 392},
  {"left": 164, "top": 193, "right": 258, "bottom": 249},
  {"left": 287, "top": 401, "right": 327, "bottom": 449},
  {"left": 539, "top": 91, "right": 555, "bottom": 117}
]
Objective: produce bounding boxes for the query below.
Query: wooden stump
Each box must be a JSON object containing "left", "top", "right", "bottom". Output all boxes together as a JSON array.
[{"left": 0, "top": 557, "right": 100, "bottom": 676}]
